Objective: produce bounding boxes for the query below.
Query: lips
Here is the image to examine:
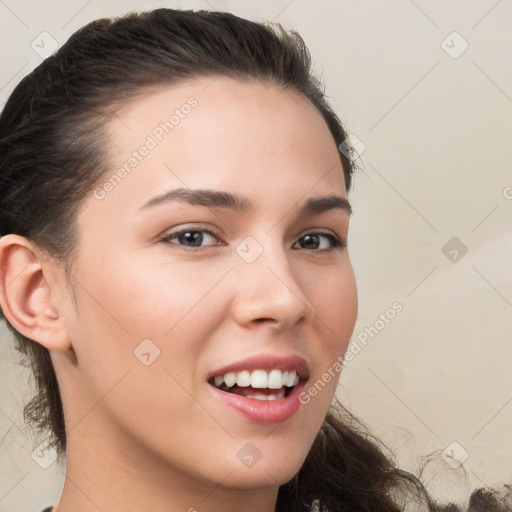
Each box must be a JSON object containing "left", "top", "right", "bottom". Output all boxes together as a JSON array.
[{"left": 206, "top": 354, "right": 310, "bottom": 423}]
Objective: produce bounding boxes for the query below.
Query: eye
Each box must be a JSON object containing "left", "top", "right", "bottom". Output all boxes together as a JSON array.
[
  {"left": 160, "top": 227, "right": 345, "bottom": 252},
  {"left": 292, "top": 232, "right": 345, "bottom": 251},
  {"left": 161, "top": 227, "right": 224, "bottom": 249}
]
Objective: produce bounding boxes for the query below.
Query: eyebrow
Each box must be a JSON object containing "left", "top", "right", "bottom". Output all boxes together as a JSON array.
[{"left": 140, "top": 188, "right": 352, "bottom": 217}]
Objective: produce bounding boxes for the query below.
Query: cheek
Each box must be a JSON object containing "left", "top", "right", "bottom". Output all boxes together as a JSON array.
[
  {"left": 67, "top": 253, "right": 228, "bottom": 400},
  {"left": 310, "top": 261, "right": 358, "bottom": 353},
  {"left": 74, "top": 250, "right": 225, "bottom": 338},
  {"left": 295, "top": 262, "right": 357, "bottom": 414},
  {"left": 63, "top": 256, "right": 215, "bottom": 450}
]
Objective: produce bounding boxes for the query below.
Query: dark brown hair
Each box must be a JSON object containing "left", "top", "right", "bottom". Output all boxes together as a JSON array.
[{"left": 0, "top": 8, "right": 440, "bottom": 511}]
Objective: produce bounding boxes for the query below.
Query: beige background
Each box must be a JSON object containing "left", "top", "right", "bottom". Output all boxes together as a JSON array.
[{"left": 1, "top": 1, "right": 511, "bottom": 510}]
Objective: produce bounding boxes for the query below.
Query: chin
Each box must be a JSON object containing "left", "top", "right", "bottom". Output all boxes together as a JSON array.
[
  {"left": 219, "top": 453, "right": 306, "bottom": 490},
  {"left": 221, "top": 470, "right": 299, "bottom": 491}
]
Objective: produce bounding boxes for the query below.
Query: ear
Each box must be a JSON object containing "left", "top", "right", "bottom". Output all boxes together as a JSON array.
[{"left": 0, "top": 234, "right": 71, "bottom": 351}]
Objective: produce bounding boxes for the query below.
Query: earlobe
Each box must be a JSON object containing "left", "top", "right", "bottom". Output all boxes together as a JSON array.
[{"left": 0, "top": 234, "right": 71, "bottom": 351}]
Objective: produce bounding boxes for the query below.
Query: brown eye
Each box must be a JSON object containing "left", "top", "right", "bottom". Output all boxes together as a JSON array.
[
  {"left": 162, "top": 228, "right": 224, "bottom": 249},
  {"left": 293, "top": 232, "right": 345, "bottom": 251}
]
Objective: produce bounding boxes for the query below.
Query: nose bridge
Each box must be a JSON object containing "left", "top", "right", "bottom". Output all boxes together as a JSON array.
[{"left": 231, "top": 234, "right": 314, "bottom": 327}]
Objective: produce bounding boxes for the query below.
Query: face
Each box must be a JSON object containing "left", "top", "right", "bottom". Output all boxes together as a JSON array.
[{"left": 54, "top": 77, "right": 358, "bottom": 489}]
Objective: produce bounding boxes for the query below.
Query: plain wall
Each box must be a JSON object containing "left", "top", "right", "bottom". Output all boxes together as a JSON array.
[{"left": 1, "top": 1, "right": 511, "bottom": 510}]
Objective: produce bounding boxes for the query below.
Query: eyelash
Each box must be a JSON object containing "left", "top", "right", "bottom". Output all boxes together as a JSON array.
[{"left": 160, "top": 226, "right": 346, "bottom": 252}]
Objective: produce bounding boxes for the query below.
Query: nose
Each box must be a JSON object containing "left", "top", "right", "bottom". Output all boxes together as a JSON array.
[{"left": 230, "top": 238, "right": 315, "bottom": 331}]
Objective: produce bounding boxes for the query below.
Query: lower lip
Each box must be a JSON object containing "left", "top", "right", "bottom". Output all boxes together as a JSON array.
[{"left": 207, "top": 380, "right": 306, "bottom": 424}]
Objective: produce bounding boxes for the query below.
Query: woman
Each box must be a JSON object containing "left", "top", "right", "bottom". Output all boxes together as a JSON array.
[{"left": 0, "top": 8, "right": 442, "bottom": 512}]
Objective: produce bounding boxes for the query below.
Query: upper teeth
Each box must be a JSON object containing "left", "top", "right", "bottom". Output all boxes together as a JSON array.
[{"left": 213, "top": 369, "right": 299, "bottom": 389}]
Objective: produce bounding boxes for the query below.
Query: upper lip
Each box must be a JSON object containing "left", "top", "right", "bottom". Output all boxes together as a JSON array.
[{"left": 208, "top": 354, "right": 310, "bottom": 380}]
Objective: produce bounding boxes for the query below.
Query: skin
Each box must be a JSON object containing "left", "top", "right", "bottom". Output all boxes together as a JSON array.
[{"left": 0, "top": 77, "right": 358, "bottom": 512}]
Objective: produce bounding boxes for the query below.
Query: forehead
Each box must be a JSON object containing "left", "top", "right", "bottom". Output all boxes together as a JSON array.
[{"left": 86, "top": 77, "right": 347, "bottom": 226}]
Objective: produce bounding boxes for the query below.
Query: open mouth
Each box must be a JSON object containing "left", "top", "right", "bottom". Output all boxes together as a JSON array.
[{"left": 207, "top": 369, "right": 301, "bottom": 401}]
